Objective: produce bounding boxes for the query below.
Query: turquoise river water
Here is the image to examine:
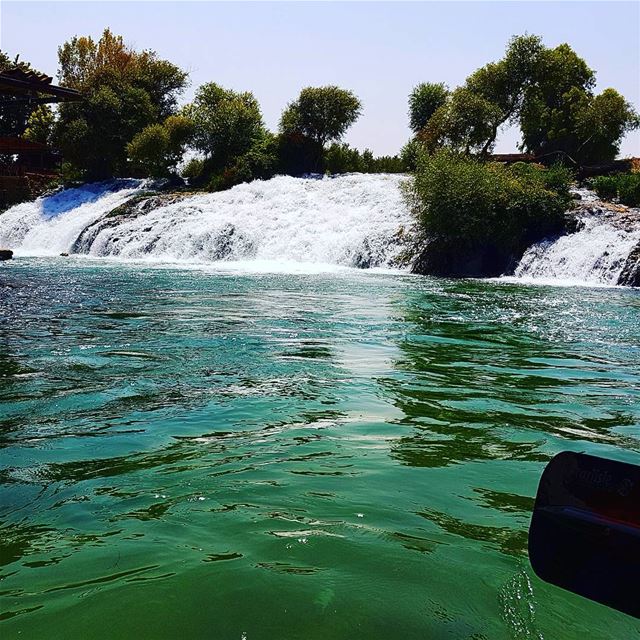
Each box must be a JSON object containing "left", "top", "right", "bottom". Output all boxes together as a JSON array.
[{"left": 1, "top": 258, "right": 640, "bottom": 639}]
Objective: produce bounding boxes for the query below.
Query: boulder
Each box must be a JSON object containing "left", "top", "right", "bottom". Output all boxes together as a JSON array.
[
  {"left": 0, "top": 249, "right": 13, "bottom": 261},
  {"left": 618, "top": 243, "right": 640, "bottom": 287},
  {"left": 411, "top": 238, "right": 518, "bottom": 278}
]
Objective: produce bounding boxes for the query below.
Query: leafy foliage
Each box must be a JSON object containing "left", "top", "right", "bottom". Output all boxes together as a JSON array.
[
  {"left": 54, "top": 29, "right": 188, "bottom": 179},
  {"left": 182, "top": 83, "right": 277, "bottom": 190},
  {"left": 519, "top": 44, "right": 638, "bottom": 164},
  {"left": 592, "top": 172, "right": 640, "bottom": 207},
  {"left": 185, "top": 83, "right": 267, "bottom": 171},
  {"left": 324, "top": 143, "right": 405, "bottom": 174},
  {"left": 127, "top": 114, "right": 195, "bottom": 177},
  {"left": 405, "top": 149, "right": 572, "bottom": 274},
  {"left": 420, "top": 88, "right": 503, "bottom": 154},
  {"left": 408, "top": 82, "right": 449, "bottom": 133},
  {"left": 212, "top": 132, "right": 279, "bottom": 190},
  {"left": 279, "top": 86, "right": 362, "bottom": 148},
  {"left": 275, "top": 132, "right": 323, "bottom": 176},
  {"left": 407, "top": 34, "right": 638, "bottom": 165},
  {"left": 23, "top": 105, "right": 55, "bottom": 145}
]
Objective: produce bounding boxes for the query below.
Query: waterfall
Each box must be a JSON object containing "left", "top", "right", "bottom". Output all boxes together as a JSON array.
[
  {"left": 0, "top": 180, "right": 146, "bottom": 257},
  {"left": 512, "top": 199, "right": 640, "bottom": 287},
  {"left": 0, "top": 174, "right": 413, "bottom": 270}
]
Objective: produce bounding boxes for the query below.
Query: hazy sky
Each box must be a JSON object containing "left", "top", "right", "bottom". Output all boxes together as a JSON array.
[{"left": 2, "top": 1, "right": 639, "bottom": 156}]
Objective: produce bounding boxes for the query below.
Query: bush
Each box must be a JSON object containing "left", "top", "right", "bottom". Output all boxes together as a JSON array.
[
  {"left": 405, "top": 149, "right": 573, "bottom": 276},
  {"left": 591, "top": 173, "right": 640, "bottom": 207},
  {"left": 400, "top": 139, "right": 423, "bottom": 172},
  {"left": 212, "top": 134, "right": 279, "bottom": 190},
  {"left": 127, "top": 114, "right": 194, "bottom": 178},
  {"left": 323, "top": 143, "right": 406, "bottom": 175},
  {"left": 324, "top": 143, "right": 364, "bottom": 173},
  {"left": 181, "top": 157, "right": 206, "bottom": 183}
]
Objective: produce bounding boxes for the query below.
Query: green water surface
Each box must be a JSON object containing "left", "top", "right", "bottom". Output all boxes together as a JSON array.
[{"left": 2, "top": 258, "right": 640, "bottom": 639}]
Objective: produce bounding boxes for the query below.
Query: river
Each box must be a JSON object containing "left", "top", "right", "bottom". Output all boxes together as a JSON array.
[{"left": 2, "top": 257, "right": 640, "bottom": 638}]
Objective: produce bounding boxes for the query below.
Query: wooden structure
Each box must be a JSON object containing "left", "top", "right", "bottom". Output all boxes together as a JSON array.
[
  {"left": 0, "top": 137, "right": 59, "bottom": 175},
  {"left": 0, "top": 68, "right": 81, "bottom": 105},
  {"left": 489, "top": 153, "right": 536, "bottom": 164},
  {"left": 0, "top": 67, "right": 81, "bottom": 206}
]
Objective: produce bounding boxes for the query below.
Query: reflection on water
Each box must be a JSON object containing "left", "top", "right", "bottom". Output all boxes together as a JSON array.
[{"left": 1, "top": 258, "right": 640, "bottom": 639}]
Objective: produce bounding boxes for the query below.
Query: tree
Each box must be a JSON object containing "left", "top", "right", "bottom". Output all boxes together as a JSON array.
[
  {"left": 218, "top": 131, "right": 279, "bottom": 190},
  {"left": 408, "top": 82, "right": 449, "bottom": 133},
  {"left": 406, "top": 34, "right": 637, "bottom": 165},
  {"left": 23, "top": 105, "right": 55, "bottom": 145},
  {"left": 575, "top": 89, "right": 639, "bottom": 164},
  {"left": 464, "top": 34, "right": 544, "bottom": 154},
  {"left": 127, "top": 114, "right": 195, "bottom": 177},
  {"left": 519, "top": 43, "right": 638, "bottom": 164},
  {"left": 279, "top": 86, "right": 362, "bottom": 148},
  {"left": 519, "top": 43, "right": 597, "bottom": 161},
  {"left": 420, "top": 88, "right": 503, "bottom": 154},
  {"left": 408, "top": 35, "right": 544, "bottom": 158},
  {"left": 53, "top": 29, "right": 188, "bottom": 179},
  {"left": 184, "top": 82, "right": 266, "bottom": 170}
]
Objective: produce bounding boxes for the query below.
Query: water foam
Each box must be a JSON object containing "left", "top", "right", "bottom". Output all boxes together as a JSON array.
[
  {"left": 0, "top": 180, "right": 145, "bottom": 257},
  {"left": 0, "top": 174, "right": 412, "bottom": 270},
  {"left": 512, "top": 216, "right": 640, "bottom": 287}
]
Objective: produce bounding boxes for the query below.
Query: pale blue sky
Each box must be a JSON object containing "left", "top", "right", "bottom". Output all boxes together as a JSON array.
[{"left": 1, "top": 1, "right": 639, "bottom": 156}]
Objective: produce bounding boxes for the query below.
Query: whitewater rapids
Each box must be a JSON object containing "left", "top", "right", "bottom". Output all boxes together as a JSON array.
[
  {"left": 0, "top": 174, "right": 413, "bottom": 270},
  {"left": 2, "top": 175, "right": 639, "bottom": 285},
  {"left": 512, "top": 217, "right": 640, "bottom": 286}
]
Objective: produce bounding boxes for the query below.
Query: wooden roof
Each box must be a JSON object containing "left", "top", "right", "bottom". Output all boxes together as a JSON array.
[
  {"left": 0, "top": 68, "right": 82, "bottom": 102},
  {"left": 0, "top": 136, "right": 54, "bottom": 154}
]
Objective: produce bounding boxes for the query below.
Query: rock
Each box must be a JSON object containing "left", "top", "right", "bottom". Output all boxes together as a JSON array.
[
  {"left": 0, "top": 249, "right": 13, "bottom": 261},
  {"left": 618, "top": 242, "right": 640, "bottom": 287},
  {"left": 411, "top": 238, "right": 518, "bottom": 278}
]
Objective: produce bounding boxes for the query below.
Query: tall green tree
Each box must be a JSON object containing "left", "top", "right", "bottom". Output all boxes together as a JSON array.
[
  {"left": 408, "top": 35, "right": 545, "bottom": 158},
  {"left": 464, "top": 34, "right": 544, "bottom": 154},
  {"left": 408, "top": 34, "right": 638, "bottom": 165},
  {"left": 575, "top": 89, "right": 639, "bottom": 164},
  {"left": 519, "top": 44, "right": 638, "bottom": 163},
  {"left": 408, "top": 82, "right": 449, "bottom": 134},
  {"left": 420, "top": 88, "right": 503, "bottom": 155},
  {"left": 53, "top": 29, "right": 188, "bottom": 179},
  {"left": 184, "top": 82, "right": 266, "bottom": 170},
  {"left": 279, "top": 86, "right": 362, "bottom": 148}
]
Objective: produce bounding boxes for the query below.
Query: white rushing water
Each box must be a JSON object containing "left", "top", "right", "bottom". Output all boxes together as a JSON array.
[
  {"left": 0, "top": 174, "right": 413, "bottom": 270},
  {"left": 0, "top": 180, "right": 145, "bottom": 257},
  {"left": 512, "top": 216, "right": 640, "bottom": 287},
  {"left": 3, "top": 176, "right": 639, "bottom": 284}
]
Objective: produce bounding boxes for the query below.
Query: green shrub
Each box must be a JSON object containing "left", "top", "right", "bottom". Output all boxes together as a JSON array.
[
  {"left": 405, "top": 149, "right": 573, "bottom": 275},
  {"left": 127, "top": 115, "right": 194, "bottom": 178},
  {"left": 324, "top": 143, "right": 363, "bottom": 173},
  {"left": 181, "top": 157, "right": 206, "bottom": 183},
  {"left": 323, "top": 143, "right": 406, "bottom": 175},
  {"left": 592, "top": 173, "right": 640, "bottom": 207}
]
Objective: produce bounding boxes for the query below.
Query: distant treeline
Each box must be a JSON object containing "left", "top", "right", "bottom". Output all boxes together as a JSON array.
[{"left": 0, "top": 30, "right": 638, "bottom": 193}]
